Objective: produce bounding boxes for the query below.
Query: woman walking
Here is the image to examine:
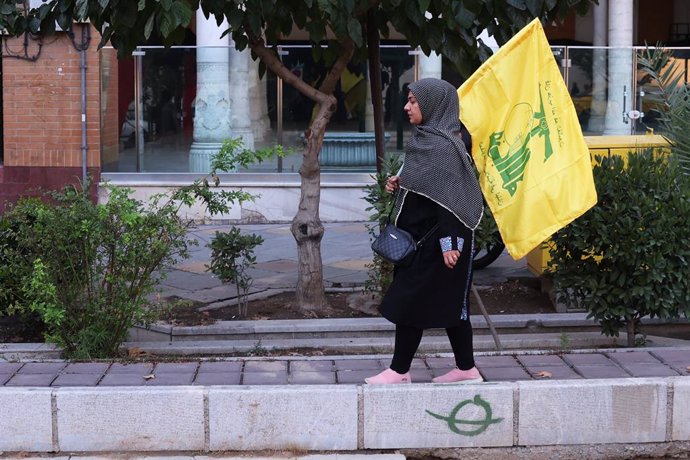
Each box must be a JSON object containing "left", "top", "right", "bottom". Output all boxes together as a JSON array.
[{"left": 365, "top": 78, "right": 485, "bottom": 385}]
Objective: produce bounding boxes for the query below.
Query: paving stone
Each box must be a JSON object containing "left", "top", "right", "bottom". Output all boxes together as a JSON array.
[
  {"left": 618, "top": 363, "right": 680, "bottom": 377},
  {"left": 672, "top": 378, "right": 690, "bottom": 441},
  {"left": 572, "top": 365, "right": 630, "bottom": 379},
  {"left": 606, "top": 351, "right": 662, "bottom": 364},
  {"left": 242, "top": 371, "right": 288, "bottom": 385},
  {"left": 409, "top": 368, "right": 434, "bottom": 383},
  {"left": 288, "top": 371, "right": 336, "bottom": 384},
  {"left": 108, "top": 363, "right": 154, "bottom": 374},
  {"left": 0, "top": 388, "right": 53, "bottom": 451},
  {"left": 153, "top": 362, "right": 199, "bottom": 374},
  {"left": 518, "top": 354, "right": 568, "bottom": 367},
  {"left": 652, "top": 349, "right": 690, "bottom": 365},
  {"left": 5, "top": 373, "right": 56, "bottom": 386},
  {"left": 337, "top": 369, "right": 373, "bottom": 384},
  {"left": 0, "top": 373, "right": 12, "bottom": 385},
  {"left": 424, "top": 357, "right": 458, "bottom": 368},
  {"left": 56, "top": 387, "right": 205, "bottom": 451},
  {"left": 98, "top": 373, "right": 148, "bottom": 386},
  {"left": 197, "top": 361, "right": 243, "bottom": 373},
  {"left": 17, "top": 362, "right": 66, "bottom": 374},
  {"left": 209, "top": 386, "right": 357, "bottom": 450},
  {"left": 193, "top": 372, "right": 241, "bottom": 385},
  {"left": 519, "top": 379, "right": 667, "bottom": 445},
  {"left": 429, "top": 366, "right": 456, "bottom": 378},
  {"left": 475, "top": 355, "right": 521, "bottom": 367},
  {"left": 525, "top": 365, "right": 582, "bottom": 380},
  {"left": 289, "top": 360, "right": 335, "bottom": 372},
  {"left": 479, "top": 366, "right": 531, "bottom": 381},
  {"left": 334, "top": 359, "right": 384, "bottom": 371},
  {"left": 0, "top": 362, "right": 23, "bottom": 374},
  {"left": 146, "top": 373, "right": 195, "bottom": 386},
  {"left": 562, "top": 353, "right": 613, "bottom": 366},
  {"left": 52, "top": 373, "right": 102, "bottom": 386},
  {"left": 363, "top": 384, "right": 514, "bottom": 448},
  {"left": 62, "top": 363, "right": 110, "bottom": 374},
  {"left": 410, "top": 357, "right": 429, "bottom": 369},
  {"left": 243, "top": 360, "right": 287, "bottom": 372}
]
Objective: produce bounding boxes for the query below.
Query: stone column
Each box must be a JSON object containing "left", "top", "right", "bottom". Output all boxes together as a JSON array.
[
  {"left": 603, "top": 0, "right": 634, "bottom": 135},
  {"left": 249, "top": 57, "right": 271, "bottom": 143},
  {"left": 189, "top": 11, "right": 232, "bottom": 173},
  {"left": 228, "top": 45, "right": 255, "bottom": 150},
  {"left": 418, "top": 51, "right": 442, "bottom": 80},
  {"left": 588, "top": 0, "right": 608, "bottom": 132}
]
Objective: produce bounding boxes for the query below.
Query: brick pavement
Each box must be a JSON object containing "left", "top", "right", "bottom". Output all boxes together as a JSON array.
[{"left": 1, "top": 349, "right": 687, "bottom": 387}]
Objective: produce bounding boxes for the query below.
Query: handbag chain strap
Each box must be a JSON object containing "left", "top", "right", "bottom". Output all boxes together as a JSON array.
[{"left": 385, "top": 190, "right": 440, "bottom": 247}]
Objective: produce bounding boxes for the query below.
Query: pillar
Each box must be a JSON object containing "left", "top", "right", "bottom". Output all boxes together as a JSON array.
[
  {"left": 603, "top": 0, "right": 634, "bottom": 135},
  {"left": 228, "top": 44, "right": 255, "bottom": 150},
  {"left": 418, "top": 51, "right": 442, "bottom": 80},
  {"left": 188, "top": 11, "right": 232, "bottom": 173},
  {"left": 588, "top": 0, "right": 608, "bottom": 132}
]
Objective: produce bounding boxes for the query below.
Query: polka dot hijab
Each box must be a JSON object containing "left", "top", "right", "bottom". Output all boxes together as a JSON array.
[{"left": 394, "top": 78, "right": 484, "bottom": 230}]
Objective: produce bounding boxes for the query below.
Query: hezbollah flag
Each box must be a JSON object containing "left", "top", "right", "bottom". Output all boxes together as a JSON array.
[{"left": 458, "top": 18, "right": 597, "bottom": 260}]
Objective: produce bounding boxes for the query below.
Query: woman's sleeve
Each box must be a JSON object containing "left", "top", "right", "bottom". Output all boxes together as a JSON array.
[{"left": 436, "top": 203, "right": 466, "bottom": 253}]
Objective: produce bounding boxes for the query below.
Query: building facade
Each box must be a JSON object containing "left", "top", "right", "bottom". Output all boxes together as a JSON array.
[{"left": 0, "top": 0, "right": 686, "bottom": 215}]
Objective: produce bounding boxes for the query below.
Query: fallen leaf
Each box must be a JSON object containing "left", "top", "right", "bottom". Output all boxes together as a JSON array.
[
  {"left": 143, "top": 374, "right": 156, "bottom": 380},
  {"left": 535, "top": 370, "right": 553, "bottom": 378},
  {"left": 127, "top": 347, "right": 148, "bottom": 358}
]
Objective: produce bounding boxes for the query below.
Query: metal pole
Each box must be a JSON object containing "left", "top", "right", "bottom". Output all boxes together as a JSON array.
[
  {"left": 471, "top": 285, "right": 503, "bottom": 351},
  {"left": 132, "top": 49, "right": 145, "bottom": 172}
]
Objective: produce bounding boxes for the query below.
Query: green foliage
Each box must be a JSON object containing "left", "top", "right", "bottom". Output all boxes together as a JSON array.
[
  {"left": 172, "top": 138, "right": 286, "bottom": 216},
  {"left": 637, "top": 46, "right": 690, "bottom": 175},
  {"left": 362, "top": 154, "right": 403, "bottom": 294},
  {"left": 546, "top": 151, "right": 690, "bottom": 347},
  {"left": 207, "top": 227, "right": 264, "bottom": 318},
  {"left": 0, "top": 0, "right": 595, "bottom": 78},
  {"left": 0, "top": 181, "right": 194, "bottom": 359}
]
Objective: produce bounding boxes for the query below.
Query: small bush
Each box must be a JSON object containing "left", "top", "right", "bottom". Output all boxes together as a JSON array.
[
  {"left": 546, "top": 151, "right": 690, "bottom": 346},
  {"left": 1, "top": 182, "right": 194, "bottom": 359}
]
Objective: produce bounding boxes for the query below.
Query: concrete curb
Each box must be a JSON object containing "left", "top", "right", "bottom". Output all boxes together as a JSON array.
[{"left": 0, "top": 377, "right": 688, "bottom": 453}]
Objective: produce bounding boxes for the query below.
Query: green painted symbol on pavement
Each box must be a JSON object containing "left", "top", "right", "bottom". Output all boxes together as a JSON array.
[{"left": 426, "top": 394, "right": 503, "bottom": 436}]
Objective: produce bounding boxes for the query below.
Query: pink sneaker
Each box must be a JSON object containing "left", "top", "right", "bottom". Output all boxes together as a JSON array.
[
  {"left": 364, "top": 368, "right": 411, "bottom": 384},
  {"left": 432, "top": 367, "right": 483, "bottom": 384}
]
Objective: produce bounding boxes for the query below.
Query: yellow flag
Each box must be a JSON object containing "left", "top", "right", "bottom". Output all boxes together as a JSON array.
[{"left": 458, "top": 18, "right": 597, "bottom": 260}]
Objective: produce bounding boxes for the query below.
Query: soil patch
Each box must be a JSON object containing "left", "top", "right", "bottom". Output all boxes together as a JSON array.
[
  {"left": 1, "top": 278, "right": 555, "bottom": 342},
  {"left": 160, "top": 278, "right": 555, "bottom": 327}
]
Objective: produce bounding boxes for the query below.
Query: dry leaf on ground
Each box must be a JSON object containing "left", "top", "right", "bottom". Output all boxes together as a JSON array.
[
  {"left": 535, "top": 370, "right": 553, "bottom": 378},
  {"left": 127, "top": 347, "right": 148, "bottom": 358}
]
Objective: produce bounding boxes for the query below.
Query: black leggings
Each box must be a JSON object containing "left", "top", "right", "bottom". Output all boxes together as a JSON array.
[{"left": 390, "top": 322, "right": 475, "bottom": 374}]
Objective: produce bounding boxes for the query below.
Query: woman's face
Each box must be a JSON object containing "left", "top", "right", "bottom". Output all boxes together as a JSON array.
[{"left": 404, "top": 91, "right": 423, "bottom": 125}]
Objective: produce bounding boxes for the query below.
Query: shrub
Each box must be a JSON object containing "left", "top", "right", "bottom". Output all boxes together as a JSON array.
[
  {"left": 1, "top": 182, "right": 194, "bottom": 359},
  {"left": 207, "top": 227, "right": 264, "bottom": 318},
  {"left": 546, "top": 151, "right": 690, "bottom": 346}
]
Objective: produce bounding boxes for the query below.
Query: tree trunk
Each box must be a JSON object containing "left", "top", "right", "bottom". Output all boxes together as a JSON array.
[
  {"left": 291, "top": 96, "right": 338, "bottom": 312},
  {"left": 367, "top": 9, "right": 385, "bottom": 173},
  {"left": 625, "top": 315, "right": 637, "bottom": 347}
]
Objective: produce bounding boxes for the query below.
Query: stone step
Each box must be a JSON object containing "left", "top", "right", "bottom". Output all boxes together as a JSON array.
[
  {"left": 129, "top": 313, "right": 690, "bottom": 343},
  {"left": 123, "top": 331, "right": 634, "bottom": 356}
]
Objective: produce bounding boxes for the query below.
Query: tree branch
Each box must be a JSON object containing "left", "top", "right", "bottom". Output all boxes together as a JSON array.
[
  {"left": 318, "top": 37, "right": 356, "bottom": 95},
  {"left": 246, "top": 31, "right": 331, "bottom": 106}
]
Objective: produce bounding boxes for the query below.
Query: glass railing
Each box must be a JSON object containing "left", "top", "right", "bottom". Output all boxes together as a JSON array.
[
  {"left": 100, "top": 45, "right": 690, "bottom": 174},
  {"left": 100, "top": 44, "right": 415, "bottom": 174}
]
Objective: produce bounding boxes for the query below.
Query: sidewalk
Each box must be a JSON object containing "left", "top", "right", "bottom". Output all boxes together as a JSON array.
[{"left": 1, "top": 223, "right": 690, "bottom": 455}]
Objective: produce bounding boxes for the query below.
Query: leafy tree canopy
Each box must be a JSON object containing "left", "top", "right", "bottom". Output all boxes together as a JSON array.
[{"left": 1, "top": 0, "right": 594, "bottom": 78}]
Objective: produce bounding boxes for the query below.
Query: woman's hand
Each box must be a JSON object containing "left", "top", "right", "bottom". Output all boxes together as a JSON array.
[
  {"left": 385, "top": 176, "right": 400, "bottom": 193},
  {"left": 443, "top": 249, "right": 461, "bottom": 269}
]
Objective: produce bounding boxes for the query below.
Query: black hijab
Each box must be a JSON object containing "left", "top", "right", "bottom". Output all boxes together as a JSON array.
[{"left": 394, "top": 78, "right": 484, "bottom": 230}]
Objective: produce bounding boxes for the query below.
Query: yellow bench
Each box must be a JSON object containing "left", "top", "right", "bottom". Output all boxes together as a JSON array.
[{"left": 526, "top": 134, "right": 671, "bottom": 276}]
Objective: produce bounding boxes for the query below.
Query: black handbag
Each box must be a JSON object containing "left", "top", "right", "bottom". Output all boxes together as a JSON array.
[{"left": 371, "top": 220, "right": 439, "bottom": 266}]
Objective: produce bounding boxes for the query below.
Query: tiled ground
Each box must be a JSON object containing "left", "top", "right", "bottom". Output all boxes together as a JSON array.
[{"left": 0, "top": 350, "right": 687, "bottom": 387}]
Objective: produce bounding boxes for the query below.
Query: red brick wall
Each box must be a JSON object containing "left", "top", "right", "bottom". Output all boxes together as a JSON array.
[{"left": 1, "top": 24, "right": 106, "bottom": 209}]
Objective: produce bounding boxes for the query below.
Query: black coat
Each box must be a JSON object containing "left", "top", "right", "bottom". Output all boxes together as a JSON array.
[{"left": 379, "top": 192, "right": 474, "bottom": 328}]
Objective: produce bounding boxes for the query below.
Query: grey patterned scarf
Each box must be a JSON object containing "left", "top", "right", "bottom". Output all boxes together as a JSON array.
[{"left": 394, "top": 78, "right": 484, "bottom": 230}]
